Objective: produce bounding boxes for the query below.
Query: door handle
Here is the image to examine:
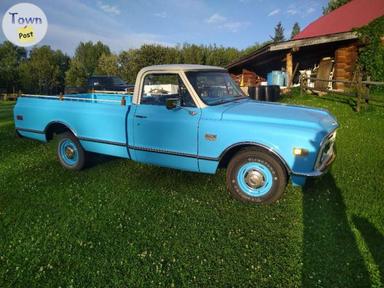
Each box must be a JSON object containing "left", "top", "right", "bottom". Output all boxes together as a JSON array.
[{"left": 135, "top": 115, "right": 147, "bottom": 119}]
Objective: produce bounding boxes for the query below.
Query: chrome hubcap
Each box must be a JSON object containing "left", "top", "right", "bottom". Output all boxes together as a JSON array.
[
  {"left": 65, "top": 146, "right": 75, "bottom": 159},
  {"left": 245, "top": 169, "right": 265, "bottom": 189}
]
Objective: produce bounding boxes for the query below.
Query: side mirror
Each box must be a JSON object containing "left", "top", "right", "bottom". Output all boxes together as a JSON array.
[{"left": 166, "top": 98, "right": 180, "bottom": 110}]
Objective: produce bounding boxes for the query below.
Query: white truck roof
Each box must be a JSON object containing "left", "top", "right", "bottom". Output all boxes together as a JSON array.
[{"left": 139, "top": 64, "right": 226, "bottom": 73}]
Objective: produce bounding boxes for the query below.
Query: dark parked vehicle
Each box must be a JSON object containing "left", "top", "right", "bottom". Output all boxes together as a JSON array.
[{"left": 87, "top": 76, "right": 134, "bottom": 92}]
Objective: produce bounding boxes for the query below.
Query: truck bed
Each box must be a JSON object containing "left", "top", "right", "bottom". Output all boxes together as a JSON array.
[{"left": 14, "top": 93, "right": 133, "bottom": 158}]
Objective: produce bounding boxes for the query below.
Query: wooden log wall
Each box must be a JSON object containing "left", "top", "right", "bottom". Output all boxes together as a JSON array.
[{"left": 333, "top": 43, "right": 358, "bottom": 89}]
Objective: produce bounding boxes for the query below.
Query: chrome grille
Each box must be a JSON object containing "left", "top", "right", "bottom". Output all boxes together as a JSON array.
[{"left": 316, "top": 131, "right": 336, "bottom": 170}]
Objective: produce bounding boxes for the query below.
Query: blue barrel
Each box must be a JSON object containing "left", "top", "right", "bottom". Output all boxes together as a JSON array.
[{"left": 267, "top": 71, "right": 286, "bottom": 86}]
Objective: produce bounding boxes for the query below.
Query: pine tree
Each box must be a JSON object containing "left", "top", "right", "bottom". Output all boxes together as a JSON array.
[
  {"left": 291, "top": 22, "right": 301, "bottom": 39},
  {"left": 271, "top": 22, "right": 285, "bottom": 43}
]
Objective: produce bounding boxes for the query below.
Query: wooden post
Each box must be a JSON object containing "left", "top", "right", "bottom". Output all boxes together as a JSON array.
[
  {"left": 300, "top": 75, "right": 304, "bottom": 97},
  {"left": 356, "top": 72, "right": 362, "bottom": 112},
  {"left": 286, "top": 52, "right": 293, "bottom": 88},
  {"left": 365, "top": 76, "right": 370, "bottom": 110},
  {"left": 289, "top": 62, "right": 299, "bottom": 88},
  {"left": 300, "top": 76, "right": 302, "bottom": 96}
]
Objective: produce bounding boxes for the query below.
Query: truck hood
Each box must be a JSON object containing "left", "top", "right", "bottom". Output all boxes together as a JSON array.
[{"left": 221, "top": 100, "right": 338, "bottom": 132}]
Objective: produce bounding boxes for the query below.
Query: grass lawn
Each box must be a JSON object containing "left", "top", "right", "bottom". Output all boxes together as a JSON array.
[{"left": 0, "top": 92, "right": 383, "bottom": 287}]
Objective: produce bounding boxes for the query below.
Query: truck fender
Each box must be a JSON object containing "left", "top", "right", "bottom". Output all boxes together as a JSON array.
[
  {"left": 44, "top": 121, "right": 78, "bottom": 141},
  {"left": 218, "top": 142, "right": 291, "bottom": 175}
]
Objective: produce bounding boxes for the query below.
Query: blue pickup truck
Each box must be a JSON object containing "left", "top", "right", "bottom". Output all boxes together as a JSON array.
[{"left": 14, "top": 64, "right": 338, "bottom": 204}]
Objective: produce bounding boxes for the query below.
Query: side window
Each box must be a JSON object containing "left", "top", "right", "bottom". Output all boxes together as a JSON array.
[{"left": 141, "top": 73, "right": 196, "bottom": 107}]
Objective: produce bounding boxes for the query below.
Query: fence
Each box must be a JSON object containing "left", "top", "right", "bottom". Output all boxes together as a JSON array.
[
  {"left": 300, "top": 76, "right": 384, "bottom": 112},
  {"left": 0, "top": 91, "right": 22, "bottom": 101}
]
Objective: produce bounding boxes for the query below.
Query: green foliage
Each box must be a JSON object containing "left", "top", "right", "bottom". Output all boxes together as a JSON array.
[
  {"left": 0, "top": 41, "right": 26, "bottom": 92},
  {"left": 240, "top": 41, "right": 273, "bottom": 56},
  {"left": 19, "top": 46, "right": 69, "bottom": 94},
  {"left": 204, "top": 45, "right": 240, "bottom": 67},
  {"left": 117, "top": 44, "right": 180, "bottom": 84},
  {"left": 0, "top": 39, "right": 265, "bottom": 91},
  {"left": 291, "top": 22, "right": 300, "bottom": 39},
  {"left": 95, "top": 53, "right": 119, "bottom": 76},
  {"left": 63, "top": 58, "right": 87, "bottom": 87},
  {"left": 117, "top": 43, "right": 241, "bottom": 84},
  {"left": 270, "top": 22, "right": 285, "bottom": 43},
  {"left": 323, "top": 0, "right": 351, "bottom": 14},
  {"left": 356, "top": 16, "right": 384, "bottom": 85},
  {"left": 65, "top": 41, "right": 111, "bottom": 87}
]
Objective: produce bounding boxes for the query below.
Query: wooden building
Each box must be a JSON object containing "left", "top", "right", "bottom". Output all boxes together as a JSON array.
[{"left": 227, "top": 0, "right": 384, "bottom": 90}]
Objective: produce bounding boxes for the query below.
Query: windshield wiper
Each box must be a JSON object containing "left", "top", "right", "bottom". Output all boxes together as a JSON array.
[{"left": 211, "top": 96, "right": 248, "bottom": 106}]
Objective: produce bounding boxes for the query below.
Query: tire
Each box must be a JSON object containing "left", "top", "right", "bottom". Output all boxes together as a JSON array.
[
  {"left": 226, "top": 148, "right": 287, "bottom": 204},
  {"left": 57, "top": 132, "right": 86, "bottom": 170}
]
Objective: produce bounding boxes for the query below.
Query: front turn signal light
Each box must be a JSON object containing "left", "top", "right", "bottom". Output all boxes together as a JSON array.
[{"left": 293, "top": 148, "right": 309, "bottom": 156}]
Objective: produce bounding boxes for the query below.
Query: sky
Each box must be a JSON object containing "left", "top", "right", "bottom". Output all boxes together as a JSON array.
[{"left": 0, "top": 0, "right": 328, "bottom": 55}]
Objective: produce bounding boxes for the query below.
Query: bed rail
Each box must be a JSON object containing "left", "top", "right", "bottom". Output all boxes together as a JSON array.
[{"left": 20, "top": 94, "right": 129, "bottom": 105}]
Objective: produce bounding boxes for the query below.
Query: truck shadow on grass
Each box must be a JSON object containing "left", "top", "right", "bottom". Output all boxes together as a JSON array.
[
  {"left": 84, "top": 152, "right": 119, "bottom": 169},
  {"left": 302, "top": 174, "right": 370, "bottom": 287},
  {"left": 352, "top": 215, "right": 384, "bottom": 283}
]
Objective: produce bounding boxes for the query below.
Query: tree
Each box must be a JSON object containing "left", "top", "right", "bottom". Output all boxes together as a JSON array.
[
  {"left": 0, "top": 41, "right": 26, "bottom": 92},
  {"left": 54, "top": 49, "right": 70, "bottom": 92},
  {"left": 271, "top": 22, "right": 285, "bottom": 43},
  {"left": 323, "top": 0, "right": 351, "bottom": 14},
  {"left": 180, "top": 43, "right": 206, "bottom": 64},
  {"left": 116, "top": 43, "right": 241, "bottom": 83},
  {"left": 241, "top": 41, "right": 272, "bottom": 56},
  {"left": 204, "top": 44, "right": 241, "bottom": 67},
  {"left": 118, "top": 50, "right": 140, "bottom": 84},
  {"left": 19, "top": 46, "right": 69, "bottom": 94},
  {"left": 118, "top": 44, "right": 181, "bottom": 83},
  {"left": 65, "top": 41, "right": 110, "bottom": 86},
  {"left": 95, "top": 53, "right": 119, "bottom": 76},
  {"left": 291, "top": 22, "right": 301, "bottom": 39}
]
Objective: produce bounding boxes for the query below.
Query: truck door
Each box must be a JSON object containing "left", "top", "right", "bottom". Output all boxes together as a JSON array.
[{"left": 131, "top": 72, "right": 201, "bottom": 172}]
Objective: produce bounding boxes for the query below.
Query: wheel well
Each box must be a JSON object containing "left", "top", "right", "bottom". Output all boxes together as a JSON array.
[
  {"left": 45, "top": 122, "right": 73, "bottom": 141},
  {"left": 218, "top": 144, "right": 290, "bottom": 175}
]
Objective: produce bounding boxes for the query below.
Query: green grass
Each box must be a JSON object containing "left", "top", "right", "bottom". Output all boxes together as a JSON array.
[{"left": 0, "top": 92, "right": 383, "bottom": 287}]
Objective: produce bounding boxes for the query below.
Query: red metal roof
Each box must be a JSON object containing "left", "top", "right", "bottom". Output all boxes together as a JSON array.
[{"left": 293, "top": 0, "right": 384, "bottom": 40}]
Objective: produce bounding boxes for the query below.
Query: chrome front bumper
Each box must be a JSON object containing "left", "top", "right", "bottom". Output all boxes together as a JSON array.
[{"left": 293, "top": 151, "right": 336, "bottom": 177}]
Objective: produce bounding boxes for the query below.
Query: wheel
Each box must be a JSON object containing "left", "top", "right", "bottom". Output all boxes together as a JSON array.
[
  {"left": 57, "top": 132, "right": 86, "bottom": 170},
  {"left": 226, "top": 149, "right": 287, "bottom": 204}
]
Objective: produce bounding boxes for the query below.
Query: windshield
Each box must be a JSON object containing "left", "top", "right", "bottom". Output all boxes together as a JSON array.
[{"left": 186, "top": 71, "right": 247, "bottom": 105}]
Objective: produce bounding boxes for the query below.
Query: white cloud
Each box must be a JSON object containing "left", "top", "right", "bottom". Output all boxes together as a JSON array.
[
  {"left": 268, "top": 9, "right": 280, "bottom": 16},
  {"left": 97, "top": 1, "right": 121, "bottom": 15},
  {"left": 206, "top": 13, "right": 227, "bottom": 24},
  {"left": 31, "top": 0, "right": 175, "bottom": 54},
  {"left": 44, "top": 24, "right": 172, "bottom": 55},
  {"left": 287, "top": 9, "right": 298, "bottom": 15},
  {"left": 205, "top": 13, "right": 248, "bottom": 32},
  {"left": 307, "top": 7, "right": 315, "bottom": 14},
  {"left": 154, "top": 11, "right": 167, "bottom": 18},
  {"left": 221, "top": 21, "right": 250, "bottom": 32}
]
